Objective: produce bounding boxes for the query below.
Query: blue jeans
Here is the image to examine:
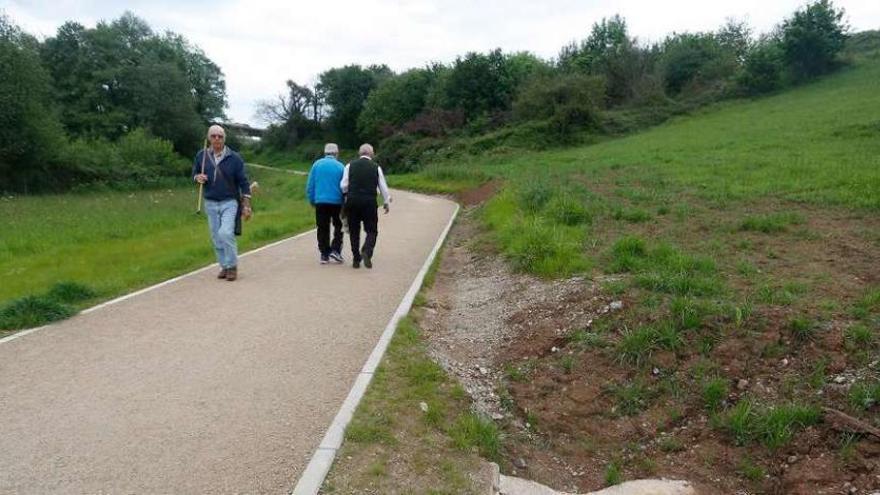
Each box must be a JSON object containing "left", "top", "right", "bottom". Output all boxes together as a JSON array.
[{"left": 205, "top": 199, "right": 239, "bottom": 269}]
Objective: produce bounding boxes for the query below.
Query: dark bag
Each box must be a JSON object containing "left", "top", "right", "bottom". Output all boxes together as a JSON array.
[{"left": 215, "top": 160, "right": 243, "bottom": 236}]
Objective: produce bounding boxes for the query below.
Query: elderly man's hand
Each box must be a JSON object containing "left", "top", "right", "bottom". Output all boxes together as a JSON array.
[
  {"left": 195, "top": 174, "right": 208, "bottom": 184},
  {"left": 383, "top": 204, "right": 390, "bottom": 214}
]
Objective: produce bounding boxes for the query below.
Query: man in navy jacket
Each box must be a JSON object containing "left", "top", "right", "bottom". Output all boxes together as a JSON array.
[
  {"left": 193, "top": 124, "right": 252, "bottom": 281},
  {"left": 306, "top": 143, "right": 346, "bottom": 264}
]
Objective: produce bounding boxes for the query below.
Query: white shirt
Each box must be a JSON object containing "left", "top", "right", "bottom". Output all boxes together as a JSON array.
[{"left": 340, "top": 156, "right": 392, "bottom": 205}]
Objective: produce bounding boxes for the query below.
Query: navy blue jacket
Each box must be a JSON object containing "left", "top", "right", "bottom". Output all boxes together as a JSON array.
[{"left": 192, "top": 148, "right": 251, "bottom": 201}]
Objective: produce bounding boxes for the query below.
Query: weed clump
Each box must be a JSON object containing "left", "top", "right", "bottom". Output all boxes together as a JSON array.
[
  {"left": 739, "top": 212, "right": 805, "bottom": 233},
  {"left": 0, "top": 296, "right": 75, "bottom": 330},
  {"left": 721, "top": 400, "right": 821, "bottom": 449},
  {"left": 46, "top": 282, "right": 96, "bottom": 304}
]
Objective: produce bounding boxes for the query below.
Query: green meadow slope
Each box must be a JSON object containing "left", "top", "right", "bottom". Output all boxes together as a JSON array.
[
  {"left": 369, "top": 56, "right": 880, "bottom": 492},
  {"left": 477, "top": 57, "right": 880, "bottom": 209}
]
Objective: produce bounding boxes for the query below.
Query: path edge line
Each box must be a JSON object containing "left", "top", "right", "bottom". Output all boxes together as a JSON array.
[
  {"left": 0, "top": 229, "right": 316, "bottom": 346},
  {"left": 291, "top": 200, "right": 460, "bottom": 495}
]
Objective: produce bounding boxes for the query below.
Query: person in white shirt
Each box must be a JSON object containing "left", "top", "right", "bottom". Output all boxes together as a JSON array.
[{"left": 340, "top": 143, "right": 391, "bottom": 269}]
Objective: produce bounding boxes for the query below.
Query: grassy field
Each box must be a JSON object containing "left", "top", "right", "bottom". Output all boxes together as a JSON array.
[
  {"left": 0, "top": 165, "right": 313, "bottom": 333},
  {"left": 354, "top": 56, "right": 880, "bottom": 492}
]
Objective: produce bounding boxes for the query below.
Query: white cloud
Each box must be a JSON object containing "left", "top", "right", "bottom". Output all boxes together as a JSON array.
[{"left": 4, "top": 0, "right": 878, "bottom": 125}]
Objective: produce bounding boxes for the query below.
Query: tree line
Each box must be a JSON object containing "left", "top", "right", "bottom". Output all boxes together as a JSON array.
[
  {"left": 257, "top": 0, "right": 850, "bottom": 172},
  {"left": 1, "top": 12, "right": 227, "bottom": 192},
  {"left": 0, "top": 1, "right": 853, "bottom": 191}
]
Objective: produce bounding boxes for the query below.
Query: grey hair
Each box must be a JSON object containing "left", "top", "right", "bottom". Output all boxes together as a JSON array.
[
  {"left": 324, "top": 143, "right": 339, "bottom": 155},
  {"left": 358, "top": 143, "right": 374, "bottom": 156},
  {"left": 207, "top": 124, "right": 225, "bottom": 137}
]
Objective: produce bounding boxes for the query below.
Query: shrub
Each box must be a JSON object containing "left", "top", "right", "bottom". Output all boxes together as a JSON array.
[
  {"left": 781, "top": 0, "right": 848, "bottom": 80},
  {"left": 660, "top": 32, "right": 736, "bottom": 95},
  {"left": 512, "top": 73, "right": 606, "bottom": 136},
  {"left": 739, "top": 38, "right": 786, "bottom": 94}
]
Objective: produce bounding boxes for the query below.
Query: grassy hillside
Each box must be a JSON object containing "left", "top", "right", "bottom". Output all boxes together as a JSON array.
[{"left": 380, "top": 56, "right": 880, "bottom": 492}]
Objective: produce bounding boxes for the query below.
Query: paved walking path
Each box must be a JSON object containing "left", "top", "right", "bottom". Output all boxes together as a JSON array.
[{"left": 0, "top": 190, "right": 457, "bottom": 494}]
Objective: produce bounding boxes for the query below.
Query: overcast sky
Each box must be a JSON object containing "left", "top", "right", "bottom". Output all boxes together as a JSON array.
[{"left": 3, "top": 0, "right": 879, "bottom": 126}]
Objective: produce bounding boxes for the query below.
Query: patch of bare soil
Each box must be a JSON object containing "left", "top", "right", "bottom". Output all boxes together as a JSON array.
[
  {"left": 457, "top": 179, "right": 503, "bottom": 206},
  {"left": 420, "top": 205, "right": 880, "bottom": 494}
]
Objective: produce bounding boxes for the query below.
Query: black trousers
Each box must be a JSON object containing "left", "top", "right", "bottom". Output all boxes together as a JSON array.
[
  {"left": 346, "top": 200, "right": 378, "bottom": 262},
  {"left": 315, "top": 203, "right": 343, "bottom": 256}
]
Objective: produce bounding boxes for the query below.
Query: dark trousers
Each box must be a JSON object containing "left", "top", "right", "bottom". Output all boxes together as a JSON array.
[
  {"left": 315, "top": 203, "right": 343, "bottom": 256},
  {"left": 346, "top": 200, "right": 378, "bottom": 262}
]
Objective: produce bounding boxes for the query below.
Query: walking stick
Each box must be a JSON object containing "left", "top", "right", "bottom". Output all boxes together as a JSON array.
[{"left": 195, "top": 139, "right": 208, "bottom": 214}]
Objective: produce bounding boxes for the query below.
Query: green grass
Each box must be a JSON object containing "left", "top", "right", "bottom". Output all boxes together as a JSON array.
[
  {"left": 483, "top": 190, "right": 591, "bottom": 278},
  {"left": 0, "top": 167, "right": 314, "bottom": 331},
  {"left": 847, "top": 379, "right": 880, "bottom": 411},
  {"left": 612, "top": 380, "right": 652, "bottom": 416},
  {"left": 616, "top": 326, "right": 657, "bottom": 366},
  {"left": 608, "top": 238, "right": 723, "bottom": 297},
  {"left": 388, "top": 165, "right": 488, "bottom": 195},
  {"left": 738, "top": 212, "right": 805, "bottom": 233},
  {"left": 738, "top": 457, "right": 766, "bottom": 482},
  {"left": 449, "top": 413, "right": 501, "bottom": 461},
  {"left": 721, "top": 400, "right": 821, "bottom": 449},
  {"left": 843, "top": 323, "right": 876, "bottom": 350},
  {"left": 604, "top": 460, "right": 622, "bottom": 486},
  {"left": 702, "top": 377, "right": 729, "bottom": 412},
  {"left": 789, "top": 317, "right": 818, "bottom": 342}
]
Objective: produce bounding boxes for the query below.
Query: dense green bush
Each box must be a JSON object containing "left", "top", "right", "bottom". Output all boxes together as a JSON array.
[
  {"left": 739, "top": 38, "right": 786, "bottom": 94},
  {"left": 56, "top": 129, "right": 187, "bottom": 189},
  {"left": 660, "top": 32, "right": 737, "bottom": 95},
  {"left": 781, "top": 0, "right": 847, "bottom": 80},
  {"left": 513, "top": 73, "right": 606, "bottom": 138}
]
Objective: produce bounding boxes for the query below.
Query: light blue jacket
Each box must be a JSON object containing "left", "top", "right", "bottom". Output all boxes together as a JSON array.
[{"left": 306, "top": 155, "right": 344, "bottom": 205}]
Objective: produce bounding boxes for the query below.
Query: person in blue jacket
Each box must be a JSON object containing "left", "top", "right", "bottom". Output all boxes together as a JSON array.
[
  {"left": 193, "top": 124, "right": 252, "bottom": 281},
  {"left": 306, "top": 143, "right": 346, "bottom": 264}
]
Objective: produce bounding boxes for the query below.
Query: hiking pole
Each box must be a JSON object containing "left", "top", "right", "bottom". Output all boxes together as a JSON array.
[{"left": 195, "top": 139, "right": 208, "bottom": 214}]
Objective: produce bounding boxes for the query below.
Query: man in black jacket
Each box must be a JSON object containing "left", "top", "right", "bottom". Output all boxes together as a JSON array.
[{"left": 340, "top": 143, "right": 391, "bottom": 269}]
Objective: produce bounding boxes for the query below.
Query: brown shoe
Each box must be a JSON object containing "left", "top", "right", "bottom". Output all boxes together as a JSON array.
[
  {"left": 225, "top": 267, "right": 237, "bottom": 281},
  {"left": 217, "top": 268, "right": 228, "bottom": 279}
]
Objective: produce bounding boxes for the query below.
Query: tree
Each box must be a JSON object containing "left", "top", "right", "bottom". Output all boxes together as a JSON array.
[
  {"left": 559, "top": 15, "right": 629, "bottom": 74},
  {"left": 660, "top": 32, "right": 732, "bottom": 94},
  {"left": 558, "top": 16, "right": 654, "bottom": 104},
  {"left": 738, "top": 36, "right": 785, "bottom": 94},
  {"left": 318, "top": 64, "right": 392, "bottom": 146},
  {"left": 781, "top": 0, "right": 847, "bottom": 79},
  {"left": 39, "top": 12, "right": 227, "bottom": 153},
  {"left": 437, "top": 49, "right": 518, "bottom": 121},
  {"left": 357, "top": 67, "right": 440, "bottom": 141},
  {"left": 0, "top": 14, "right": 66, "bottom": 191},
  {"left": 513, "top": 73, "right": 606, "bottom": 138},
  {"left": 256, "top": 80, "right": 321, "bottom": 148}
]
